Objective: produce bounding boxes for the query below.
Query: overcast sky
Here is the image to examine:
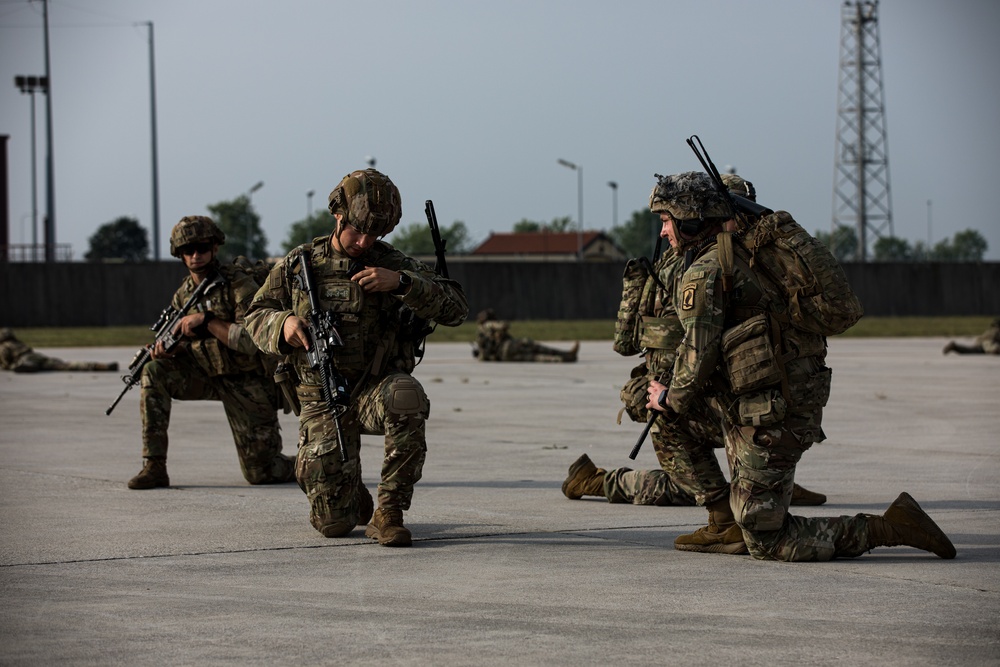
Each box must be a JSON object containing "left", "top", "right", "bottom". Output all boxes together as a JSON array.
[{"left": 2, "top": 0, "right": 998, "bottom": 261}]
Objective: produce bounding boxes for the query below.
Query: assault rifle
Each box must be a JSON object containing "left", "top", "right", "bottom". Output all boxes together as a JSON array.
[
  {"left": 424, "top": 200, "right": 449, "bottom": 280},
  {"left": 628, "top": 370, "right": 671, "bottom": 460},
  {"left": 400, "top": 200, "right": 450, "bottom": 363},
  {"left": 296, "top": 253, "right": 351, "bottom": 463},
  {"left": 106, "top": 272, "right": 224, "bottom": 416},
  {"left": 686, "top": 134, "right": 773, "bottom": 228}
]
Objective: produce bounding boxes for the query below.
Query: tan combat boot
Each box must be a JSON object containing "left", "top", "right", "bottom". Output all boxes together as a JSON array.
[
  {"left": 561, "top": 454, "right": 606, "bottom": 500},
  {"left": 127, "top": 457, "right": 169, "bottom": 490},
  {"left": 866, "top": 492, "right": 956, "bottom": 559},
  {"left": 791, "top": 483, "right": 827, "bottom": 506},
  {"left": 365, "top": 507, "right": 412, "bottom": 547},
  {"left": 674, "top": 496, "right": 748, "bottom": 555},
  {"left": 563, "top": 342, "right": 580, "bottom": 362}
]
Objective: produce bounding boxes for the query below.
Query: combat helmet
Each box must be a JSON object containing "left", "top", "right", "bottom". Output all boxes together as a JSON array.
[
  {"left": 649, "top": 172, "right": 731, "bottom": 221},
  {"left": 327, "top": 168, "right": 402, "bottom": 237},
  {"left": 169, "top": 216, "right": 225, "bottom": 257},
  {"left": 721, "top": 173, "right": 756, "bottom": 202}
]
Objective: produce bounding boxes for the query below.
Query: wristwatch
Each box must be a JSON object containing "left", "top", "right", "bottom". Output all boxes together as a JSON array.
[{"left": 393, "top": 272, "right": 412, "bottom": 295}]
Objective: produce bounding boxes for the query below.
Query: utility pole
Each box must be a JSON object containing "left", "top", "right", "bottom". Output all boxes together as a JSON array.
[{"left": 832, "top": 0, "right": 893, "bottom": 262}]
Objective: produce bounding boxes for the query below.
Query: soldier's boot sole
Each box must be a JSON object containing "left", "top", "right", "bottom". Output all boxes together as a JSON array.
[
  {"left": 318, "top": 521, "right": 354, "bottom": 538},
  {"left": 674, "top": 523, "right": 749, "bottom": 555},
  {"left": 561, "top": 454, "right": 604, "bottom": 500}
]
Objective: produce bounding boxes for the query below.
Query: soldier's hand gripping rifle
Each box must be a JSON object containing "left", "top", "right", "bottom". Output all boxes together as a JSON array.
[
  {"left": 628, "top": 370, "right": 671, "bottom": 460},
  {"left": 106, "top": 272, "right": 224, "bottom": 416},
  {"left": 296, "top": 253, "right": 351, "bottom": 463}
]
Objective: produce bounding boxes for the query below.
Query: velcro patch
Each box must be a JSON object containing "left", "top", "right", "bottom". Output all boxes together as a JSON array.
[{"left": 682, "top": 284, "right": 697, "bottom": 310}]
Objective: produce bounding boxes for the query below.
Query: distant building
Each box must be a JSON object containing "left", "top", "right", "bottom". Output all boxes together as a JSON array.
[{"left": 469, "top": 231, "right": 626, "bottom": 262}]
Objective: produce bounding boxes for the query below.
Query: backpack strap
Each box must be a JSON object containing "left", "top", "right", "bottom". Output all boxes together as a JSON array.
[{"left": 717, "top": 231, "right": 735, "bottom": 293}]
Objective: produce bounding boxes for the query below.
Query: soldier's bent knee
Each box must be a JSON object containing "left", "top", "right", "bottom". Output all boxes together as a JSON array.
[{"left": 386, "top": 376, "right": 429, "bottom": 418}]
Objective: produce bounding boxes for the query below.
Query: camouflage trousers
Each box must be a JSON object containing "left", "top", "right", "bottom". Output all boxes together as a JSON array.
[
  {"left": 295, "top": 371, "right": 429, "bottom": 536},
  {"left": 140, "top": 356, "right": 293, "bottom": 484},
  {"left": 726, "top": 409, "right": 869, "bottom": 561},
  {"left": 619, "top": 358, "right": 729, "bottom": 506},
  {"left": 500, "top": 338, "right": 572, "bottom": 362},
  {"left": 604, "top": 467, "right": 697, "bottom": 506},
  {"left": 626, "top": 397, "right": 730, "bottom": 507}
]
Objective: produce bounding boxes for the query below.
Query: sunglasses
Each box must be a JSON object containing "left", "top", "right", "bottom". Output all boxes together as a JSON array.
[{"left": 178, "top": 242, "right": 214, "bottom": 256}]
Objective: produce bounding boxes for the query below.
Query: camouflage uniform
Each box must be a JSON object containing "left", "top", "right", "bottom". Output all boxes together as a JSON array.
[
  {"left": 0, "top": 328, "right": 117, "bottom": 373},
  {"left": 474, "top": 315, "right": 578, "bottom": 363},
  {"left": 140, "top": 260, "right": 294, "bottom": 484},
  {"left": 615, "top": 248, "right": 730, "bottom": 508},
  {"left": 244, "top": 236, "right": 468, "bottom": 536},
  {"left": 943, "top": 318, "right": 1000, "bottom": 355}
]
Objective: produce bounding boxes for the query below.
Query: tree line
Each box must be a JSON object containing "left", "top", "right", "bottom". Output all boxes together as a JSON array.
[{"left": 86, "top": 197, "right": 987, "bottom": 264}]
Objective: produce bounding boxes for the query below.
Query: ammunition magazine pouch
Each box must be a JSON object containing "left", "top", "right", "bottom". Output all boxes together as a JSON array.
[{"left": 721, "top": 313, "right": 786, "bottom": 396}]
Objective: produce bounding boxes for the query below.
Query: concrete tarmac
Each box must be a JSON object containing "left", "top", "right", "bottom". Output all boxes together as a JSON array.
[{"left": 1, "top": 338, "right": 997, "bottom": 665}]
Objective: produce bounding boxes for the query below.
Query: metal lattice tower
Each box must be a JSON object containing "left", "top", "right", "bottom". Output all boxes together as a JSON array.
[{"left": 832, "top": 0, "right": 893, "bottom": 262}]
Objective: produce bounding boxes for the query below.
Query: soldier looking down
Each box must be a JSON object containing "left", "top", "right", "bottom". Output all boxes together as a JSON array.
[{"left": 244, "top": 168, "right": 468, "bottom": 547}]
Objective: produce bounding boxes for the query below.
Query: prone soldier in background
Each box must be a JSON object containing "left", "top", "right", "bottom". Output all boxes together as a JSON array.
[
  {"left": 942, "top": 318, "right": 1000, "bottom": 355},
  {"left": 0, "top": 328, "right": 118, "bottom": 373},
  {"left": 126, "top": 216, "right": 295, "bottom": 490},
  {"left": 244, "top": 169, "right": 468, "bottom": 547},
  {"left": 473, "top": 309, "right": 579, "bottom": 362}
]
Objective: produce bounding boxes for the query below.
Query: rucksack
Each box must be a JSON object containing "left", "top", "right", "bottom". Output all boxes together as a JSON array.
[{"left": 720, "top": 211, "right": 863, "bottom": 336}]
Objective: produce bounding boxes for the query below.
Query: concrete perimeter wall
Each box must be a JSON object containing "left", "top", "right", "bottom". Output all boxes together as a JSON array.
[{"left": 2, "top": 260, "right": 998, "bottom": 327}]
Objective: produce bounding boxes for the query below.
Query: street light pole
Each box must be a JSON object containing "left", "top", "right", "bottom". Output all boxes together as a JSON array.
[
  {"left": 14, "top": 75, "right": 47, "bottom": 260},
  {"left": 246, "top": 181, "right": 263, "bottom": 259},
  {"left": 140, "top": 21, "right": 161, "bottom": 260},
  {"left": 307, "top": 190, "right": 315, "bottom": 218},
  {"left": 557, "top": 158, "right": 583, "bottom": 261},
  {"left": 41, "top": 0, "right": 56, "bottom": 262},
  {"left": 607, "top": 181, "right": 618, "bottom": 228}
]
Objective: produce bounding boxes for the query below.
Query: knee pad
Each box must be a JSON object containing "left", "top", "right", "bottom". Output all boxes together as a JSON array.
[{"left": 386, "top": 376, "right": 428, "bottom": 418}]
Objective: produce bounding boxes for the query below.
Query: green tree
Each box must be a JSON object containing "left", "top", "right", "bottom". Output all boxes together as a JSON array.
[
  {"left": 85, "top": 216, "right": 149, "bottom": 262},
  {"left": 389, "top": 220, "right": 472, "bottom": 255},
  {"left": 512, "top": 216, "right": 573, "bottom": 233},
  {"left": 873, "top": 236, "right": 913, "bottom": 261},
  {"left": 610, "top": 209, "right": 660, "bottom": 258},
  {"left": 931, "top": 229, "right": 988, "bottom": 261},
  {"left": 283, "top": 212, "right": 335, "bottom": 253},
  {"left": 207, "top": 195, "right": 267, "bottom": 261},
  {"left": 814, "top": 225, "right": 859, "bottom": 262}
]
